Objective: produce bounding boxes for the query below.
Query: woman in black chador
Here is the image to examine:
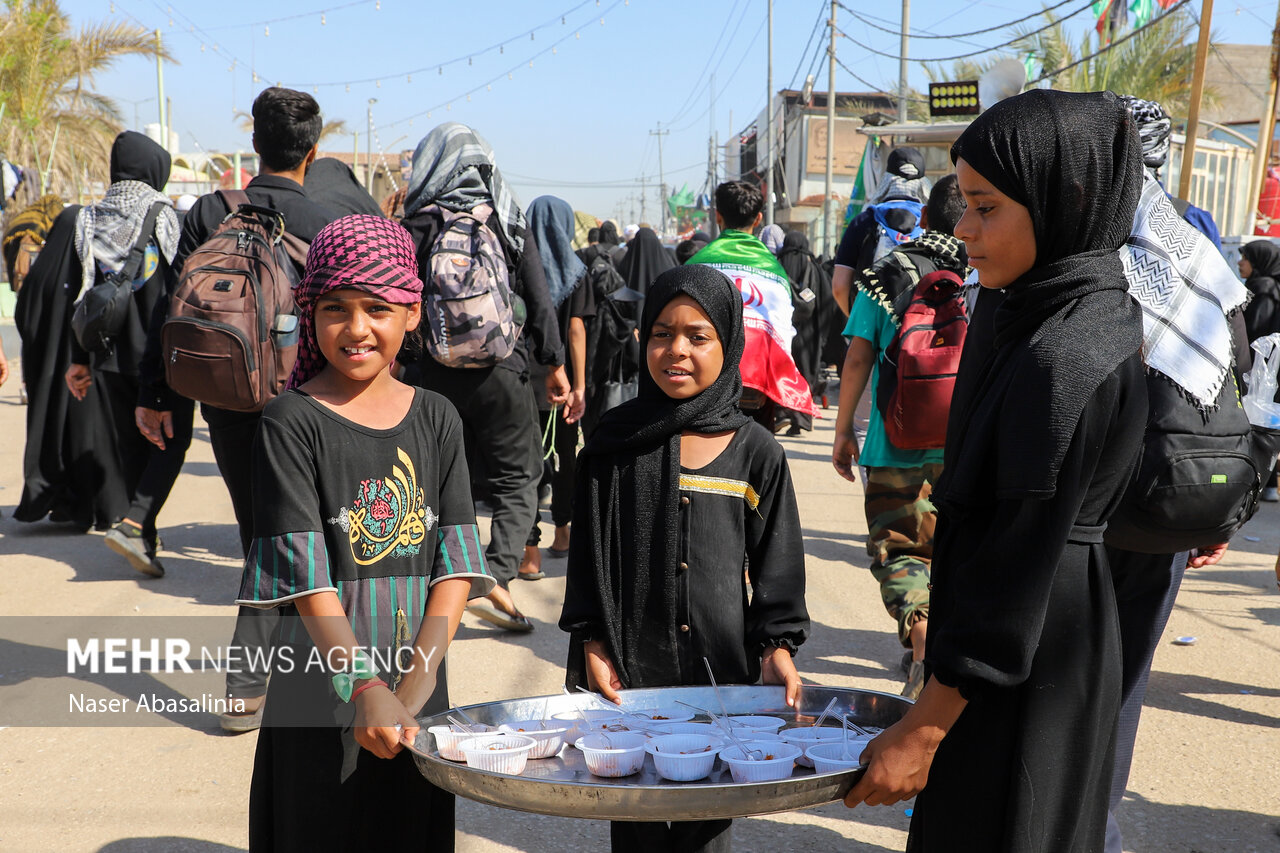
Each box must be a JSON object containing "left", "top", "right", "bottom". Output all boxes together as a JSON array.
[{"left": 844, "top": 89, "right": 1150, "bottom": 853}]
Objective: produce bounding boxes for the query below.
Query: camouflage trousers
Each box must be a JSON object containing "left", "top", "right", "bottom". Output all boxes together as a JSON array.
[{"left": 863, "top": 463, "right": 943, "bottom": 646}]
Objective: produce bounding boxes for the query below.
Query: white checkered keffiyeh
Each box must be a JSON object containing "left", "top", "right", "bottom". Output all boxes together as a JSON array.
[{"left": 1122, "top": 174, "right": 1249, "bottom": 408}]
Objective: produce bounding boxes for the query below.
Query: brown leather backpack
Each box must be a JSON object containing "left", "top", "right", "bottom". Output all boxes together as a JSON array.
[{"left": 161, "top": 190, "right": 308, "bottom": 412}]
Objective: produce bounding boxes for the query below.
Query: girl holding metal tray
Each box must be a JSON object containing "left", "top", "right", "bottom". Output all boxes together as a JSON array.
[{"left": 560, "top": 262, "right": 811, "bottom": 852}]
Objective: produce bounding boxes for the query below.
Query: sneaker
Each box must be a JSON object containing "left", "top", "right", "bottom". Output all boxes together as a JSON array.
[
  {"left": 1263, "top": 487, "right": 1279, "bottom": 502},
  {"left": 902, "top": 660, "right": 926, "bottom": 701},
  {"left": 104, "top": 524, "right": 165, "bottom": 578}
]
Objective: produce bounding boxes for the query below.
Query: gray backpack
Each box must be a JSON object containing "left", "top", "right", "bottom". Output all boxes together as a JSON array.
[{"left": 421, "top": 202, "right": 524, "bottom": 368}]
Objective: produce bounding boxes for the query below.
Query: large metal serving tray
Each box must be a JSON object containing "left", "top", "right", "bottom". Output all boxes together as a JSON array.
[{"left": 408, "top": 685, "right": 911, "bottom": 821}]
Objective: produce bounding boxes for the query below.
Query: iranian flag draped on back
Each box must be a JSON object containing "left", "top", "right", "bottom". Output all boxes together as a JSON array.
[{"left": 686, "top": 230, "right": 817, "bottom": 416}]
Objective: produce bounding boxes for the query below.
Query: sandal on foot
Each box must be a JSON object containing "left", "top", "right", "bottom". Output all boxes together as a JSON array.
[
  {"left": 466, "top": 603, "right": 535, "bottom": 633},
  {"left": 517, "top": 569, "right": 545, "bottom": 581}
]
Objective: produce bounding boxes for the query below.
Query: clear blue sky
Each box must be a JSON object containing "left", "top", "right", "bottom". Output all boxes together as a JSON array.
[{"left": 65, "top": 0, "right": 1272, "bottom": 221}]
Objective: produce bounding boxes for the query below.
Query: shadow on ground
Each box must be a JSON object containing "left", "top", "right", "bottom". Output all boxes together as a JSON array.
[{"left": 98, "top": 839, "right": 244, "bottom": 853}]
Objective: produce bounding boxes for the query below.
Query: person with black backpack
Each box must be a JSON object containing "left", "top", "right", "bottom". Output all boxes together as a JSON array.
[
  {"left": 830, "top": 175, "right": 968, "bottom": 700},
  {"left": 14, "top": 132, "right": 189, "bottom": 578},
  {"left": 1099, "top": 95, "right": 1280, "bottom": 853},
  {"left": 400, "top": 123, "right": 569, "bottom": 634},
  {"left": 134, "top": 87, "right": 340, "bottom": 732}
]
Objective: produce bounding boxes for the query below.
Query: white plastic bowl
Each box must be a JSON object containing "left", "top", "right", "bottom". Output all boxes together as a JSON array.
[
  {"left": 645, "top": 734, "right": 721, "bottom": 782},
  {"left": 497, "top": 720, "right": 570, "bottom": 759},
  {"left": 652, "top": 722, "right": 730, "bottom": 744},
  {"left": 718, "top": 740, "right": 802, "bottom": 783},
  {"left": 780, "top": 727, "right": 844, "bottom": 768},
  {"left": 551, "top": 708, "right": 623, "bottom": 741},
  {"left": 806, "top": 739, "right": 872, "bottom": 774},
  {"left": 428, "top": 724, "right": 497, "bottom": 761},
  {"left": 626, "top": 707, "right": 696, "bottom": 725},
  {"left": 458, "top": 734, "right": 537, "bottom": 775},
  {"left": 727, "top": 715, "right": 787, "bottom": 733},
  {"left": 574, "top": 732, "right": 648, "bottom": 778}
]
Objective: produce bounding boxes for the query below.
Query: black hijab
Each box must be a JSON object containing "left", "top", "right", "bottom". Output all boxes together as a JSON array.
[
  {"left": 109, "top": 130, "right": 170, "bottom": 190},
  {"left": 1242, "top": 240, "right": 1280, "bottom": 283},
  {"left": 598, "top": 220, "right": 620, "bottom": 247},
  {"left": 618, "top": 227, "right": 676, "bottom": 296},
  {"left": 941, "top": 89, "right": 1144, "bottom": 500},
  {"left": 305, "top": 157, "right": 383, "bottom": 217},
  {"left": 562, "top": 265, "right": 749, "bottom": 688}
]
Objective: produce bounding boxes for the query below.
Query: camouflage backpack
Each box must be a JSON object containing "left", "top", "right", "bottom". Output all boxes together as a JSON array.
[{"left": 421, "top": 202, "right": 525, "bottom": 368}]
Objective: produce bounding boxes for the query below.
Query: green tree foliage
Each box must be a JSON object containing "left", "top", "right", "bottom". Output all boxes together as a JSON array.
[
  {"left": 923, "top": 5, "right": 1211, "bottom": 121},
  {"left": 0, "top": 0, "right": 172, "bottom": 201}
]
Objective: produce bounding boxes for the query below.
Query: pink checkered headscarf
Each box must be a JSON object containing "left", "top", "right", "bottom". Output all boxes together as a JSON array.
[{"left": 288, "top": 214, "right": 423, "bottom": 389}]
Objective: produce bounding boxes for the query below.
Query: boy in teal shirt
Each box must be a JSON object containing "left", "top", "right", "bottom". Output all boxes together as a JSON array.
[{"left": 832, "top": 175, "right": 967, "bottom": 699}]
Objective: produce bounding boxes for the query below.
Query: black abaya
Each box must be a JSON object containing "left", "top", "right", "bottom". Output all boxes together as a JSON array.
[{"left": 13, "top": 207, "right": 128, "bottom": 528}]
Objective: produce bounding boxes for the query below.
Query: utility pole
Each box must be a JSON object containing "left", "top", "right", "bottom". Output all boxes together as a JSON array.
[
  {"left": 640, "top": 174, "right": 647, "bottom": 225},
  {"left": 765, "top": 0, "right": 775, "bottom": 226},
  {"left": 1249, "top": 1, "right": 1280, "bottom": 230},
  {"left": 709, "top": 72, "right": 719, "bottom": 237},
  {"left": 651, "top": 123, "right": 669, "bottom": 234},
  {"left": 1178, "top": 0, "right": 1214, "bottom": 201},
  {"left": 898, "top": 0, "right": 910, "bottom": 123},
  {"left": 155, "top": 29, "right": 167, "bottom": 151},
  {"left": 824, "top": 0, "right": 837, "bottom": 255}
]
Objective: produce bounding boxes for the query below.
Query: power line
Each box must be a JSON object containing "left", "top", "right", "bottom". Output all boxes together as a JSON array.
[
  {"left": 280, "top": 0, "right": 601, "bottom": 89},
  {"left": 665, "top": 0, "right": 749, "bottom": 127},
  {"left": 202, "top": 0, "right": 374, "bottom": 32},
  {"left": 839, "top": 0, "right": 1080, "bottom": 40},
  {"left": 1026, "top": 0, "right": 1191, "bottom": 87},
  {"left": 379, "top": 0, "right": 628, "bottom": 131},
  {"left": 832, "top": 55, "right": 929, "bottom": 104},
  {"left": 505, "top": 160, "right": 706, "bottom": 188},
  {"left": 787, "top": 0, "right": 830, "bottom": 89},
  {"left": 835, "top": 0, "right": 1095, "bottom": 65},
  {"left": 669, "top": 16, "right": 767, "bottom": 134}
]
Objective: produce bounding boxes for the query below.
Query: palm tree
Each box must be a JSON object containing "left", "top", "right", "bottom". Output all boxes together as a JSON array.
[
  {"left": 0, "top": 0, "right": 173, "bottom": 202},
  {"left": 924, "top": 5, "right": 1211, "bottom": 121}
]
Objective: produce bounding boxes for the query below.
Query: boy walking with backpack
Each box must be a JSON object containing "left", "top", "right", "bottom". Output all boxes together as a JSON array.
[
  {"left": 831, "top": 175, "right": 967, "bottom": 699},
  {"left": 134, "top": 87, "right": 340, "bottom": 731}
]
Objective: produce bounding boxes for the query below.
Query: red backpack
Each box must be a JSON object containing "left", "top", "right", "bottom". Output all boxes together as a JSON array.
[{"left": 876, "top": 270, "right": 969, "bottom": 450}]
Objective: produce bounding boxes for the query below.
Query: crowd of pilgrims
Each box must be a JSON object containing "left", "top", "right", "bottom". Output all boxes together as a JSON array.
[{"left": 4, "top": 84, "right": 1271, "bottom": 852}]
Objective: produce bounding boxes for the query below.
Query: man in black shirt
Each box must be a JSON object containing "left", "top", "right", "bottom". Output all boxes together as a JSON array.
[{"left": 134, "top": 87, "right": 339, "bottom": 732}]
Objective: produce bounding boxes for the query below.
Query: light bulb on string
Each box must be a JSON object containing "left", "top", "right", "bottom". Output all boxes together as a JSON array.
[
  {"left": 528, "top": 60, "right": 533, "bottom": 68},
  {"left": 168, "top": 17, "right": 173, "bottom": 27},
  {"left": 486, "top": 84, "right": 492, "bottom": 91},
  {"left": 376, "top": 79, "right": 381, "bottom": 88},
  {"left": 500, "top": 44, "right": 504, "bottom": 54},
  {"left": 264, "top": 25, "right": 269, "bottom": 36},
  {"left": 562, "top": 16, "right": 566, "bottom": 24},
  {"left": 426, "top": 112, "right": 431, "bottom": 119},
  {"left": 376, "top": 0, "right": 380, "bottom": 9},
  {"left": 466, "top": 93, "right": 471, "bottom": 102},
  {"left": 530, "top": 31, "right": 535, "bottom": 40},
  {"left": 109, "top": 2, "right": 113, "bottom": 12},
  {"left": 346, "top": 84, "right": 351, "bottom": 92},
  {"left": 407, "top": 74, "right": 412, "bottom": 83},
  {"left": 468, "top": 57, "right": 473, "bottom": 66},
  {"left": 600, "top": 18, "right": 605, "bottom": 25},
  {"left": 552, "top": 46, "right": 557, "bottom": 55},
  {"left": 446, "top": 103, "right": 451, "bottom": 111},
  {"left": 321, "top": 13, "right": 326, "bottom": 24},
  {"left": 438, "top": 66, "right": 443, "bottom": 75},
  {"left": 313, "top": 86, "right": 318, "bottom": 94},
  {"left": 508, "top": 72, "right": 513, "bottom": 80},
  {"left": 200, "top": 43, "right": 205, "bottom": 52},
  {"left": 575, "top": 32, "right": 580, "bottom": 39}
]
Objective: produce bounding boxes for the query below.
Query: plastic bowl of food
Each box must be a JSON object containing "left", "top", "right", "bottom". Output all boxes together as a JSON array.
[
  {"left": 780, "top": 727, "right": 844, "bottom": 768},
  {"left": 574, "top": 732, "right": 648, "bottom": 778},
  {"left": 428, "top": 724, "right": 497, "bottom": 761},
  {"left": 552, "top": 709, "right": 623, "bottom": 741},
  {"left": 497, "top": 720, "right": 570, "bottom": 759},
  {"left": 645, "top": 734, "right": 722, "bottom": 782},
  {"left": 727, "top": 715, "right": 787, "bottom": 733},
  {"left": 626, "top": 707, "right": 696, "bottom": 725},
  {"left": 806, "top": 739, "right": 872, "bottom": 774},
  {"left": 652, "top": 722, "right": 730, "bottom": 744},
  {"left": 458, "top": 734, "right": 537, "bottom": 775},
  {"left": 718, "top": 740, "right": 802, "bottom": 783}
]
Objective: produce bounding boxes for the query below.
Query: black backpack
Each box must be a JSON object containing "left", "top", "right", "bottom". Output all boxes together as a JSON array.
[
  {"left": 71, "top": 202, "right": 166, "bottom": 353},
  {"left": 1105, "top": 367, "right": 1280, "bottom": 554}
]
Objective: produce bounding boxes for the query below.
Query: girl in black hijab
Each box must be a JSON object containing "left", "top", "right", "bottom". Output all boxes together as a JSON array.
[
  {"left": 845, "top": 90, "right": 1150, "bottom": 853},
  {"left": 561, "top": 264, "right": 809, "bottom": 853},
  {"left": 1240, "top": 240, "right": 1280, "bottom": 343}
]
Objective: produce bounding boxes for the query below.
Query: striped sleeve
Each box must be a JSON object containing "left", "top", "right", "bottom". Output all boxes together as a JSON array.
[
  {"left": 433, "top": 523, "right": 495, "bottom": 599},
  {"left": 235, "top": 531, "right": 339, "bottom": 608}
]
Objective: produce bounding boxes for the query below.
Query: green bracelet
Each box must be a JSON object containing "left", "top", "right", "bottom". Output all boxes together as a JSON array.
[{"left": 331, "top": 649, "right": 380, "bottom": 702}]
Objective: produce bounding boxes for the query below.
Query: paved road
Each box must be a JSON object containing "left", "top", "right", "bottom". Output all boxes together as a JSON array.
[{"left": 0, "top": 369, "right": 1276, "bottom": 852}]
